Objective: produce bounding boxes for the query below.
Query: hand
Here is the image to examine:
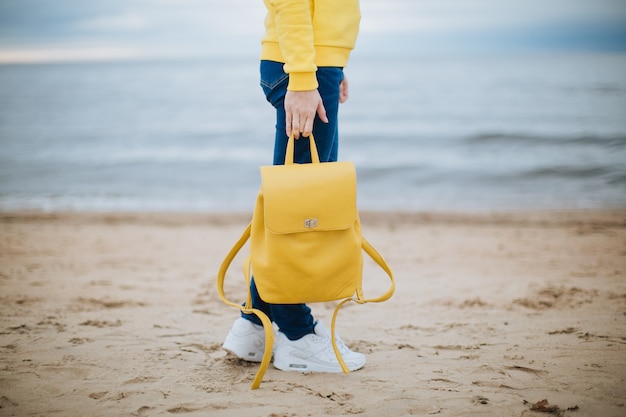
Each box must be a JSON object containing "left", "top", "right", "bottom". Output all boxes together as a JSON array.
[
  {"left": 339, "top": 77, "right": 349, "bottom": 103},
  {"left": 285, "top": 89, "right": 328, "bottom": 139}
]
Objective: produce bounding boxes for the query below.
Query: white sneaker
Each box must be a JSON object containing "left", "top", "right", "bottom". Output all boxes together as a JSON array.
[
  {"left": 273, "top": 321, "right": 366, "bottom": 372},
  {"left": 222, "top": 317, "right": 268, "bottom": 362}
]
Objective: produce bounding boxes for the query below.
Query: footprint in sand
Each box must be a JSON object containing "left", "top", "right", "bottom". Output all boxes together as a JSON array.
[
  {"left": 80, "top": 319, "right": 123, "bottom": 328},
  {"left": 0, "top": 396, "right": 18, "bottom": 409}
]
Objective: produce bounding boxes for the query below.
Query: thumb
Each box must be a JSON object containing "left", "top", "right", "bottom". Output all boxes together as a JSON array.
[{"left": 317, "top": 100, "right": 328, "bottom": 124}]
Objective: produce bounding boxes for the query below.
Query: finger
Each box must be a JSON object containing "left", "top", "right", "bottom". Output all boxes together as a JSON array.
[
  {"left": 292, "top": 117, "right": 301, "bottom": 139},
  {"left": 285, "top": 112, "right": 293, "bottom": 137},
  {"left": 287, "top": 113, "right": 301, "bottom": 139},
  {"left": 301, "top": 117, "right": 313, "bottom": 137},
  {"left": 339, "top": 78, "right": 349, "bottom": 103},
  {"left": 317, "top": 101, "right": 328, "bottom": 123}
]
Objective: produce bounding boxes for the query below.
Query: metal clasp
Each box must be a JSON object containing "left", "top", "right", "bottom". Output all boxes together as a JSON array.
[{"left": 304, "top": 218, "right": 318, "bottom": 228}]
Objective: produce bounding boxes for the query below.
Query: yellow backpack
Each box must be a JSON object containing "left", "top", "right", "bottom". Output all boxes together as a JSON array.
[{"left": 217, "top": 134, "right": 395, "bottom": 389}]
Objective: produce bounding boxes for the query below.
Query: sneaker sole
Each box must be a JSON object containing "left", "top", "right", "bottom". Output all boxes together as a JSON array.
[
  {"left": 273, "top": 355, "right": 364, "bottom": 373},
  {"left": 222, "top": 345, "right": 266, "bottom": 363}
]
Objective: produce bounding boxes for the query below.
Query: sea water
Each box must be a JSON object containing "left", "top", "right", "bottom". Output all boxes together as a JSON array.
[{"left": 0, "top": 52, "right": 624, "bottom": 212}]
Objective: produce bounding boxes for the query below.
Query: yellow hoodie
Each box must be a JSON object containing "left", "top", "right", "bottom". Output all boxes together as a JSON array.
[{"left": 261, "top": 0, "right": 361, "bottom": 91}]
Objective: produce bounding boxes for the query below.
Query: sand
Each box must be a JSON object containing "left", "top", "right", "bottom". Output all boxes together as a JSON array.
[{"left": 0, "top": 210, "right": 625, "bottom": 417}]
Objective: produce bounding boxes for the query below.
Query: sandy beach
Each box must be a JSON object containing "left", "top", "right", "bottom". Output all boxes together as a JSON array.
[{"left": 0, "top": 210, "right": 624, "bottom": 417}]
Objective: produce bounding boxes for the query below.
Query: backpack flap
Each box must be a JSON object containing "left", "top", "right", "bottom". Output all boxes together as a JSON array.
[{"left": 260, "top": 161, "right": 357, "bottom": 234}]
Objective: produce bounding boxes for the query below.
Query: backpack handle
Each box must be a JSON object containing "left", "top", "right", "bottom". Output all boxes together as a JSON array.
[{"left": 285, "top": 133, "right": 321, "bottom": 165}]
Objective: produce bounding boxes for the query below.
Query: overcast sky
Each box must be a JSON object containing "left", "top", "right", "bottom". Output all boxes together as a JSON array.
[{"left": 0, "top": 0, "right": 625, "bottom": 62}]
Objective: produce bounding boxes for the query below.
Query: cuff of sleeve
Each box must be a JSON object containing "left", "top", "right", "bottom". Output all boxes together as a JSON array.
[{"left": 287, "top": 72, "right": 319, "bottom": 91}]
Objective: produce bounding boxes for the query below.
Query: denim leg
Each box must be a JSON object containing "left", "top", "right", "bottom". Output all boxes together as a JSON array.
[
  {"left": 242, "top": 279, "right": 271, "bottom": 325},
  {"left": 242, "top": 60, "right": 344, "bottom": 340},
  {"left": 244, "top": 280, "right": 315, "bottom": 341}
]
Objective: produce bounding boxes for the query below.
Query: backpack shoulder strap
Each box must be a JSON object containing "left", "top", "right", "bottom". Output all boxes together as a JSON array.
[
  {"left": 216, "top": 222, "right": 251, "bottom": 309},
  {"left": 216, "top": 222, "right": 274, "bottom": 389},
  {"left": 361, "top": 236, "right": 395, "bottom": 302},
  {"left": 330, "top": 236, "right": 395, "bottom": 374}
]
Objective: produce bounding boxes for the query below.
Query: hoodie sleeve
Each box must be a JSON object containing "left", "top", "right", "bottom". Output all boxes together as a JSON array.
[{"left": 269, "top": 0, "right": 318, "bottom": 91}]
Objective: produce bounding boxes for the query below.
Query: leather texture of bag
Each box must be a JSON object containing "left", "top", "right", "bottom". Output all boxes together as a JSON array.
[{"left": 217, "top": 134, "right": 394, "bottom": 389}]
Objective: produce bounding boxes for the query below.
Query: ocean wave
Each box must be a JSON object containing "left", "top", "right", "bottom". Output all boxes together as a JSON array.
[
  {"left": 464, "top": 133, "right": 626, "bottom": 147},
  {"left": 606, "top": 173, "right": 626, "bottom": 185},
  {"left": 521, "top": 166, "right": 613, "bottom": 179},
  {"left": 1, "top": 146, "right": 269, "bottom": 165}
]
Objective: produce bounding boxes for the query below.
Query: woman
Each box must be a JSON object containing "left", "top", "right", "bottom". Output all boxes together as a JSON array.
[{"left": 222, "top": 0, "right": 365, "bottom": 373}]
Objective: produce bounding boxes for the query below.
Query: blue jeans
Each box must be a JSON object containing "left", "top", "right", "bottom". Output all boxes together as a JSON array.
[{"left": 241, "top": 60, "right": 344, "bottom": 340}]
